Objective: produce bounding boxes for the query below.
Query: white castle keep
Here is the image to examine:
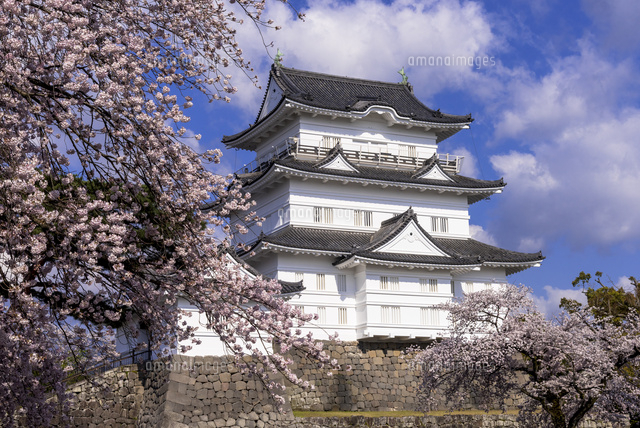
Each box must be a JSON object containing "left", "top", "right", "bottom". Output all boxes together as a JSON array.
[{"left": 120, "top": 65, "right": 544, "bottom": 357}]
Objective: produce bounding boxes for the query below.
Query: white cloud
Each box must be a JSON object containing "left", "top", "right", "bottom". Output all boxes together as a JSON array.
[
  {"left": 494, "top": 43, "right": 635, "bottom": 141},
  {"left": 449, "top": 147, "right": 479, "bottom": 177},
  {"left": 491, "top": 151, "right": 558, "bottom": 192},
  {"left": 487, "top": 42, "right": 640, "bottom": 250},
  {"left": 469, "top": 224, "right": 497, "bottom": 246},
  {"left": 227, "top": 0, "right": 500, "bottom": 114},
  {"left": 533, "top": 285, "right": 587, "bottom": 318},
  {"left": 614, "top": 276, "right": 636, "bottom": 293}
]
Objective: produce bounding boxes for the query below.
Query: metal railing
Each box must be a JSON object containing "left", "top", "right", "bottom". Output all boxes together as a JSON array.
[{"left": 234, "top": 137, "right": 463, "bottom": 175}]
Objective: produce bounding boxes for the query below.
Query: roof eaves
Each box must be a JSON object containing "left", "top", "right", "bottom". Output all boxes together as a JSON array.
[
  {"left": 243, "top": 163, "right": 503, "bottom": 195},
  {"left": 252, "top": 241, "right": 351, "bottom": 258},
  {"left": 284, "top": 100, "right": 472, "bottom": 130},
  {"left": 222, "top": 97, "right": 290, "bottom": 147},
  {"left": 333, "top": 254, "right": 482, "bottom": 271}
]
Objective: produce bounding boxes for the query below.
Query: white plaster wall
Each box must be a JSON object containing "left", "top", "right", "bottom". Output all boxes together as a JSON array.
[
  {"left": 452, "top": 267, "right": 509, "bottom": 297},
  {"left": 298, "top": 114, "right": 441, "bottom": 155},
  {"left": 288, "top": 178, "right": 470, "bottom": 237}
]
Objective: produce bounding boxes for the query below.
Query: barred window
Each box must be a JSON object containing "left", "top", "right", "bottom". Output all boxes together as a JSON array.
[
  {"left": 317, "top": 307, "right": 326, "bottom": 324},
  {"left": 399, "top": 144, "right": 417, "bottom": 157},
  {"left": 338, "top": 308, "right": 347, "bottom": 325},
  {"left": 420, "top": 278, "right": 438, "bottom": 293},
  {"left": 336, "top": 274, "right": 347, "bottom": 293},
  {"left": 431, "top": 216, "right": 449, "bottom": 233},
  {"left": 313, "top": 207, "right": 334, "bottom": 224},
  {"left": 354, "top": 209, "right": 373, "bottom": 227},
  {"left": 380, "top": 276, "right": 399, "bottom": 290},
  {"left": 321, "top": 136, "right": 341, "bottom": 149},
  {"left": 463, "top": 282, "right": 474, "bottom": 294},
  {"left": 381, "top": 306, "right": 401, "bottom": 324},
  {"left": 421, "top": 308, "right": 440, "bottom": 325},
  {"left": 316, "top": 274, "right": 326, "bottom": 291}
]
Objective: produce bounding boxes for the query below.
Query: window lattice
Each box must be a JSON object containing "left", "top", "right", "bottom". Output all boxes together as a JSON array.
[
  {"left": 399, "top": 145, "right": 417, "bottom": 157},
  {"left": 321, "top": 136, "right": 341, "bottom": 149},
  {"left": 380, "top": 276, "right": 399, "bottom": 290},
  {"left": 338, "top": 308, "right": 347, "bottom": 325},
  {"left": 354, "top": 210, "right": 373, "bottom": 227},
  {"left": 317, "top": 307, "right": 326, "bottom": 324},
  {"left": 431, "top": 217, "right": 449, "bottom": 233},
  {"left": 381, "top": 306, "right": 401, "bottom": 324},
  {"left": 463, "top": 282, "right": 474, "bottom": 294},
  {"left": 421, "top": 279, "right": 438, "bottom": 293},
  {"left": 313, "top": 207, "right": 334, "bottom": 224},
  {"left": 421, "top": 308, "right": 440, "bottom": 325}
]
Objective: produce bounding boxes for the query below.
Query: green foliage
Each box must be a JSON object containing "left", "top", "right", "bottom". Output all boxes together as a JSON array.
[
  {"left": 569, "top": 271, "right": 640, "bottom": 325},
  {"left": 569, "top": 272, "right": 640, "bottom": 427}
]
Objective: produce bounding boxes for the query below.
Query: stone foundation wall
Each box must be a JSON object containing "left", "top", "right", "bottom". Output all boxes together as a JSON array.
[
  {"left": 66, "top": 356, "right": 298, "bottom": 428},
  {"left": 63, "top": 347, "right": 629, "bottom": 428},
  {"left": 135, "top": 355, "right": 293, "bottom": 428},
  {"left": 67, "top": 365, "right": 144, "bottom": 428},
  {"left": 288, "top": 341, "right": 421, "bottom": 412}
]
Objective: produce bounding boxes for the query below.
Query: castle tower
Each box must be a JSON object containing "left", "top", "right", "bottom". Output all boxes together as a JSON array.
[{"left": 214, "top": 65, "right": 544, "bottom": 348}]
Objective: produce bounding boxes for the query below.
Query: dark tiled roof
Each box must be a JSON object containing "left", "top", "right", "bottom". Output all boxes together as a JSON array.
[
  {"left": 278, "top": 280, "right": 306, "bottom": 295},
  {"left": 237, "top": 155, "right": 504, "bottom": 202},
  {"left": 436, "top": 238, "right": 544, "bottom": 263},
  {"left": 222, "top": 66, "right": 473, "bottom": 145},
  {"left": 247, "top": 223, "right": 543, "bottom": 267},
  {"left": 268, "top": 66, "right": 472, "bottom": 125},
  {"left": 334, "top": 251, "right": 478, "bottom": 266},
  {"left": 254, "top": 227, "right": 370, "bottom": 253}
]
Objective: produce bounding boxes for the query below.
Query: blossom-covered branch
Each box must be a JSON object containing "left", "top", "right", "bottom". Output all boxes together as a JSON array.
[
  {"left": 0, "top": 1, "right": 334, "bottom": 426},
  {"left": 414, "top": 284, "right": 640, "bottom": 428}
]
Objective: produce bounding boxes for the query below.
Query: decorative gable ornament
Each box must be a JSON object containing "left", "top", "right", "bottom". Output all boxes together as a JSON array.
[
  {"left": 314, "top": 144, "right": 360, "bottom": 173},
  {"left": 373, "top": 219, "right": 449, "bottom": 256},
  {"left": 412, "top": 154, "right": 455, "bottom": 182},
  {"left": 317, "top": 152, "right": 359, "bottom": 172}
]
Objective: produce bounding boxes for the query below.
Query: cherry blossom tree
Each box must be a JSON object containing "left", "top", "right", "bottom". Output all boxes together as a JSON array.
[
  {"left": 414, "top": 284, "right": 640, "bottom": 428},
  {"left": 0, "top": 1, "right": 327, "bottom": 426}
]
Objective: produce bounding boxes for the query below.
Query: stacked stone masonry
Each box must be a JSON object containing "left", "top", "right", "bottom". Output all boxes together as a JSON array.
[
  {"left": 62, "top": 344, "right": 629, "bottom": 427},
  {"left": 288, "top": 341, "right": 423, "bottom": 412}
]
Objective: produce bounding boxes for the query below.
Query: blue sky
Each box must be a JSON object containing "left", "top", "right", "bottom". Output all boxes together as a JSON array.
[{"left": 184, "top": 0, "right": 640, "bottom": 315}]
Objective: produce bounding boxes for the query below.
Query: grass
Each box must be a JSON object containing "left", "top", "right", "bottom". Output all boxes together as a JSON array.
[{"left": 293, "top": 409, "right": 519, "bottom": 418}]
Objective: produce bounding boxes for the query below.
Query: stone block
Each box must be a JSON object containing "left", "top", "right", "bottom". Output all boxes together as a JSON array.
[
  {"left": 168, "top": 372, "right": 196, "bottom": 386},
  {"left": 165, "top": 390, "right": 192, "bottom": 407}
]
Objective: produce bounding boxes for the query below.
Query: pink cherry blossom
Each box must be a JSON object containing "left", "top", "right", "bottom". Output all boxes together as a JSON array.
[
  {"left": 414, "top": 284, "right": 640, "bottom": 428},
  {"left": 0, "top": 1, "right": 336, "bottom": 426}
]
